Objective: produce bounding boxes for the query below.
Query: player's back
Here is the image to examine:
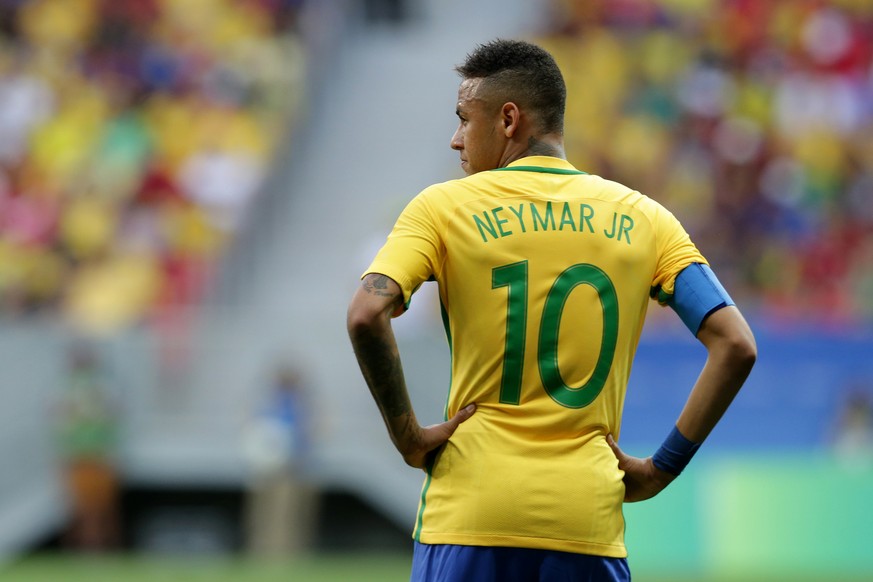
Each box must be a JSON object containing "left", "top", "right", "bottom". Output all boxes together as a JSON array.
[{"left": 411, "top": 156, "right": 701, "bottom": 556}]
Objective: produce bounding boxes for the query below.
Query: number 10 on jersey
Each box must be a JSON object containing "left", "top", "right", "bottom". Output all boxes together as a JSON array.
[{"left": 492, "top": 261, "right": 619, "bottom": 409}]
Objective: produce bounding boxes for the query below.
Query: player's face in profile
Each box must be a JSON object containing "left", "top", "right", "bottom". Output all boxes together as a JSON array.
[{"left": 451, "top": 79, "right": 504, "bottom": 175}]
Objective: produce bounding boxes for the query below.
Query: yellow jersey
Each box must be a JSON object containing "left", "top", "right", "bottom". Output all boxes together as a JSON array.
[{"left": 364, "top": 156, "right": 706, "bottom": 557}]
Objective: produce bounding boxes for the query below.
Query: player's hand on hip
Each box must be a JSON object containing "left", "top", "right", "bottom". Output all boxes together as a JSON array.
[
  {"left": 607, "top": 434, "right": 676, "bottom": 502},
  {"left": 401, "top": 404, "right": 476, "bottom": 469}
]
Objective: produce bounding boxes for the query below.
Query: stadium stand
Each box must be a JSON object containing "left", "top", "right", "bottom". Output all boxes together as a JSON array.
[
  {"left": 539, "top": 0, "right": 873, "bottom": 329},
  {"left": 0, "top": 0, "right": 308, "bottom": 334},
  {"left": 0, "top": 0, "right": 317, "bottom": 557},
  {"left": 2, "top": 1, "right": 871, "bottom": 329}
]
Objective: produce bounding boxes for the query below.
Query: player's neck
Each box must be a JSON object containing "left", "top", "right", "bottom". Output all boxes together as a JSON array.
[
  {"left": 503, "top": 134, "right": 566, "bottom": 166},
  {"left": 513, "top": 135, "right": 567, "bottom": 161},
  {"left": 526, "top": 135, "right": 565, "bottom": 158}
]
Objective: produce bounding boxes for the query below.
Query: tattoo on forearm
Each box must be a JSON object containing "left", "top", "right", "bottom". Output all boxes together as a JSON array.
[
  {"left": 352, "top": 328, "right": 411, "bottom": 418},
  {"left": 351, "top": 273, "right": 418, "bottom": 448}
]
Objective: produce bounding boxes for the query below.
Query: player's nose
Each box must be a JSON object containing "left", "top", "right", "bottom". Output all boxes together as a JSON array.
[{"left": 450, "top": 126, "right": 463, "bottom": 150}]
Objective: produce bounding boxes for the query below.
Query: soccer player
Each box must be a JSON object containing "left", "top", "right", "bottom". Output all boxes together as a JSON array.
[{"left": 346, "top": 39, "right": 756, "bottom": 582}]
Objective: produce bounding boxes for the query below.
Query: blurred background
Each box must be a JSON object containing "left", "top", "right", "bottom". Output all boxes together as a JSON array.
[{"left": 0, "top": 0, "right": 871, "bottom": 580}]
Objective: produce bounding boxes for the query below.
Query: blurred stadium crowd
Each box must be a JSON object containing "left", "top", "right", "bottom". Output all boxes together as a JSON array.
[
  {"left": 0, "top": 0, "right": 306, "bottom": 334},
  {"left": 0, "top": 0, "right": 871, "bottom": 335},
  {"left": 542, "top": 0, "right": 873, "bottom": 328}
]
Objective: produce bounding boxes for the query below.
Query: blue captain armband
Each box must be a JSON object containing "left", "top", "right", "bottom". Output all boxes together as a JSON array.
[{"left": 664, "top": 263, "right": 734, "bottom": 336}]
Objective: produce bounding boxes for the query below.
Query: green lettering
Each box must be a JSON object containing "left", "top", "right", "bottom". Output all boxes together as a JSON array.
[
  {"left": 604, "top": 212, "right": 617, "bottom": 239},
  {"left": 580, "top": 204, "right": 595, "bottom": 233},
  {"left": 559, "top": 202, "right": 577, "bottom": 231},
  {"left": 531, "top": 202, "right": 556, "bottom": 231},
  {"left": 618, "top": 214, "right": 634, "bottom": 245},
  {"left": 473, "top": 212, "right": 498, "bottom": 242},
  {"left": 509, "top": 204, "right": 527, "bottom": 233},
  {"left": 492, "top": 207, "right": 512, "bottom": 237}
]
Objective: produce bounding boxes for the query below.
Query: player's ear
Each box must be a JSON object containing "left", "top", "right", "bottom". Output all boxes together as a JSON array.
[{"left": 501, "top": 102, "right": 520, "bottom": 137}]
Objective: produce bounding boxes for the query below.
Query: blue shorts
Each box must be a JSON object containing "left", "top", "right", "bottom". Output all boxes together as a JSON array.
[{"left": 411, "top": 542, "right": 630, "bottom": 582}]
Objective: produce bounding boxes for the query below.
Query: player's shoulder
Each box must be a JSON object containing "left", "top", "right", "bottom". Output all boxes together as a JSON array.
[
  {"left": 586, "top": 174, "right": 654, "bottom": 207},
  {"left": 585, "top": 174, "right": 685, "bottom": 231},
  {"left": 399, "top": 177, "right": 472, "bottom": 223},
  {"left": 413, "top": 174, "right": 481, "bottom": 204},
  {"left": 600, "top": 175, "right": 672, "bottom": 207}
]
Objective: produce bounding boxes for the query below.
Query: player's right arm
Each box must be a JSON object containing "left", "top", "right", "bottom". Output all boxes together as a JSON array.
[{"left": 347, "top": 273, "right": 475, "bottom": 469}]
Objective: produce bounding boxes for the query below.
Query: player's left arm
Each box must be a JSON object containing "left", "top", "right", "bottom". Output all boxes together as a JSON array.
[
  {"left": 609, "top": 264, "right": 757, "bottom": 502},
  {"left": 673, "top": 304, "right": 757, "bottom": 442},
  {"left": 346, "top": 273, "right": 475, "bottom": 469}
]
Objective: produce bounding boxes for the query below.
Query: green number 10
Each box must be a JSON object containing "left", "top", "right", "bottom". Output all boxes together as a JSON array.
[{"left": 492, "top": 261, "right": 619, "bottom": 409}]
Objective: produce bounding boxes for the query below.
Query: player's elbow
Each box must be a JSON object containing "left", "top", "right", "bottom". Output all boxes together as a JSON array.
[
  {"left": 346, "top": 293, "right": 390, "bottom": 339},
  {"left": 700, "top": 307, "right": 757, "bottom": 375},
  {"left": 722, "top": 328, "right": 757, "bottom": 375},
  {"left": 346, "top": 301, "right": 377, "bottom": 338}
]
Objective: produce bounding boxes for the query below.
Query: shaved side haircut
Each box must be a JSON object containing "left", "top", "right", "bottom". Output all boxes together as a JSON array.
[{"left": 455, "top": 39, "right": 566, "bottom": 135}]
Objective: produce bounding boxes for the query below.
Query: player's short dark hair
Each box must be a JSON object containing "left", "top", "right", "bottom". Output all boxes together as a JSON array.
[{"left": 455, "top": 39, "right": 566, "bottom": 135}]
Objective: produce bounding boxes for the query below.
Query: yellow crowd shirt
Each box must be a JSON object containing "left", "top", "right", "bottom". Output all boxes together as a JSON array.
[{"left": 364, "top": 156, "right": 706, "bottom": 557}]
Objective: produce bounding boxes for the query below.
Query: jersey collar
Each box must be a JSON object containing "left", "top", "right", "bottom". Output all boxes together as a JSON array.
[{"left": 490, "top": 156, "right": 587, "bottom": 175}]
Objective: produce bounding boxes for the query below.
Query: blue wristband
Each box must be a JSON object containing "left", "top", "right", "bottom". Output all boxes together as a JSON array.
[{"left": 652, "top": 425, "right": 701, "bottom": 476}]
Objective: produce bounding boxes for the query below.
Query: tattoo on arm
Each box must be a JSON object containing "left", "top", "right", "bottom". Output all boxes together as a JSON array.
[
  {"left": 361, "top": 274, "right": 404, "bottom": 315},
  {"left": 351, "top": 273, "right": 420, "bottom": 450},
  {"left": 350, "top": 320, "right": 411, "bottom": 419},
  {"left": 363, "top": 274, "right": 401, "bottom": 298},
  {"left": 350, "top": 321, "right": 423, "bottom": 452}
]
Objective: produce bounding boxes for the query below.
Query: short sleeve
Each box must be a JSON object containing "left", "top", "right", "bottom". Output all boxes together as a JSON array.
[
  {"left": 362, "top": 188, "right": 445, "bottom": 306},
  {"left": 648, "top": 203, "right": 707, "bottom": 305}
]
